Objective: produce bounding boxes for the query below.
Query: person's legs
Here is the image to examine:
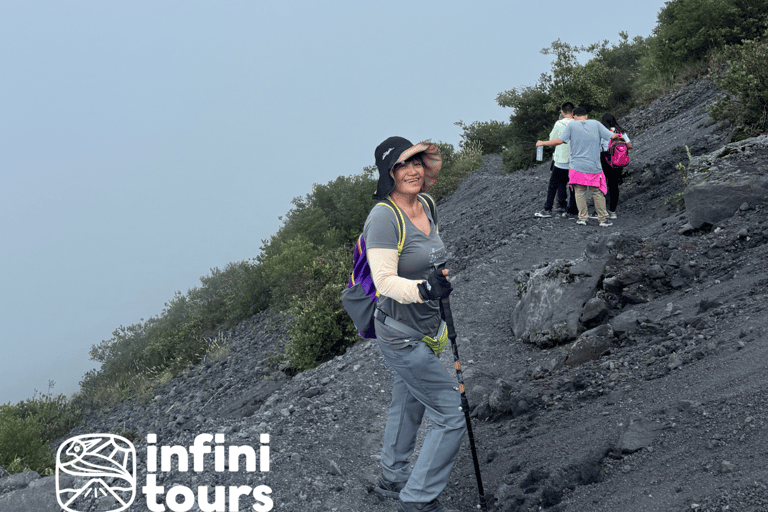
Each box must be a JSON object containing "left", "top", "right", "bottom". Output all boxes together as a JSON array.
[
  {"left": 543, "top": 168, "right": 559, "bottom": 211},
  {"left": 377, "top": 340, "right": 466, "bottom": 504},
  {"left": 554, "top": 167, "right": 569, "bottom": 210},
  {"left": 574, "top": 184, "right": 588, "bottom": 222},
  {"left": 601, "top": 154, "right": 620, "bottom": 213},
  {"left": 379, "top": 368, "right": 424, "bottom": 486},
  {"left": 608, "top": 168, "right": 621, "bottom": 212},
  {"left": 591, "top": 186, "right": 609, "bottom": 223}
]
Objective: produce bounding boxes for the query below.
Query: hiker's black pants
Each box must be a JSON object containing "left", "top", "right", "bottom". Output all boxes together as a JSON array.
[
  {"left": 543, "top": 163, "right": 569, "bottom": 211},
  {"left": 601, "top": 152, "right": 622, "bottom": 212}
]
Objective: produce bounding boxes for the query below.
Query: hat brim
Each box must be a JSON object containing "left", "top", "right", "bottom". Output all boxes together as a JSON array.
[{"left": 395, "top": 142, "right": 442, "bottom": 192}]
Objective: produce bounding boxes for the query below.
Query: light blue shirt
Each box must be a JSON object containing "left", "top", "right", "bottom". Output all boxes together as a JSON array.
[{"left": 558, "top": 119, "right": 614, "bottom": 174}]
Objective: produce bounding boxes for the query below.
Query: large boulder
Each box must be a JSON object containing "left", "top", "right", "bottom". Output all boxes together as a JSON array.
[
  {"left": 683, "top": 134, "right": 768, "bottom": 229},
  {"left": 510, "top": 237, "right": 614, "bottom": 348},
  {"left": 0, "top": 475, "right": 62, "bottom": 512}
]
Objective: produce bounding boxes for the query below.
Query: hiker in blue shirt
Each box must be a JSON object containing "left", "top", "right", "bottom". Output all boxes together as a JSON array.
[{"left": 364, "top": 136, "right": 464, "bottom": 512}]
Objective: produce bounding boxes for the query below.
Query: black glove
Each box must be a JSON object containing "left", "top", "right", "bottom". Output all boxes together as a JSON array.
[{"left": 418, "top": 265, "right": 452, "bottom": 301}]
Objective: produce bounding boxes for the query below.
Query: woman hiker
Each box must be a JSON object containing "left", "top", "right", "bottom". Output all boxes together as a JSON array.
[
  {"left": 600, "top": 113, "right": 633, "bottom": 219},
  {"left": 364, "top": 136, "right": 465, "bottom": 512}
]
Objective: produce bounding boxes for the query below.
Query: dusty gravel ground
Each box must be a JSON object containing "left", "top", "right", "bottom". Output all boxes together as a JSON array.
[
  {"left": 6, "top": 78, "right": 768, "bottom": 512},
  {"left": 436, "top": 153, "right": 768, "bottom": 512}
]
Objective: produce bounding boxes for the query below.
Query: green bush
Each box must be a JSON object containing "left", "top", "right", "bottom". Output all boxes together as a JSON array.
[
  {"left": 455, "top": 120, "right": 511, "bottom": 154},
  {"left": 651, "top": 0, "right": 768, "bottom": 73},
  {"left": 0, "top": 389, "right": 80, "bottom": 475},
  {"left": 496, "top": 82, "right": 554, "bottom": 171},
  {"left": 595, "top": 33, "right": 651, "bottom": 112},
  {"left": 77, "top": 173, "right": 378, "bottom": 408},
  {"left": 286, "top": 247, "right": 357, "bottom": 371},
  {"left": 540, "top": 39, "right": 613, "bottom": 112},
  {"left": 13, "top": 389, "right": 80, "bottom": 447},
  {"left": 259, "top": 174, "right": 377, "bottom": 260},
  {"left": 0, "top": 407, "right": 50, "bottom": 474},
  {"left": 428, "top": 141, "right": 484, "bottom": 202},
  {"left": 709, "top": 39, "right": 768, "bottom": 138}
]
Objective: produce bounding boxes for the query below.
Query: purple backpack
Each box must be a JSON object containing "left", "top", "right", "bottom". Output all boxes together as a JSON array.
[
  {"left": 341, "top": 194, "right": 436, "bottom": 338},
  {"left": 606, "top": 132, "right": 629, "bottom": 168}
]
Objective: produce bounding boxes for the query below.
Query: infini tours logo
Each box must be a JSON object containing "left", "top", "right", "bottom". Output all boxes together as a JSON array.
[
  {"left": 56, "top": 434, "right": 137, "bottom": 512},
  {"left": 56, "top": 432, "right": 273, "bottom": 512}
]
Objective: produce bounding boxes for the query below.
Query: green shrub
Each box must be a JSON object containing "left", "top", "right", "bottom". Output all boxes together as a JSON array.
[
  {"left": 651, "top": 0, "right": 768, "bottom": 73},
  {"left": 428, "top": 141, "right": 484, "bottom": 202},
  {"left": 709, "top": 39, "right": 768, "bottom": 138},
  {"left": 0, "top": 388, "right": 80, "bottom": 474},
  {"left": 78, "top": 173, "right": 378, "bottom": 408},
  {"left": 286, "top": 247, "right": 357, "bottom": 371},
  {"left": 14, "top": 388, "right": 80, "bottom": 446},
  {"left": 259, "top": 236, "right": 323, "bottom": 310},
  {"left": 259, "top": 174, "right": 377, "bottom": 261},
  {"left": 455, "top": 120, "right": 511, "bottom": 154},
  {"left": 496, "top": 82, "right": 554, "bottom": 172},
  {"left": 0, "top": 407, "right": 51, "bottom": 474},
  {"left": 595, "top": 33, "right": 651, "bottom": 112}
]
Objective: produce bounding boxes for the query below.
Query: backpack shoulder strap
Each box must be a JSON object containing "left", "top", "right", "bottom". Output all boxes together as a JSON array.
[
  {"left": 417, "top": 193, "right": 438, "bottom": 228},
  {"left": 377, "top": 199, "right": 407, "bottom": 256}
]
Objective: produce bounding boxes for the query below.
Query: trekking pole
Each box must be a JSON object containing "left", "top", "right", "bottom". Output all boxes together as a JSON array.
[{"left": 439, "top": 296, "right": 488, "bottom": 511}]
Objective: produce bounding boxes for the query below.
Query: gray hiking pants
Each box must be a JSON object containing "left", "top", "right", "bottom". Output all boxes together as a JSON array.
[{"left": 376, "top": 335, "right": 466, "bottom": 503}]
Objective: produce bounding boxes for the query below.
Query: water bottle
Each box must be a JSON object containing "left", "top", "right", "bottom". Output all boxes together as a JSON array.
[{"left": 536, "top": 145, "right": 544, "bottom": 161}]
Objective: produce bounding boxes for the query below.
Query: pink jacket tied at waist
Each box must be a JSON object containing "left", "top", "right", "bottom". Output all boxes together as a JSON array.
[{"left": 569, "top": 168, "right": 607, "bottom": 195}]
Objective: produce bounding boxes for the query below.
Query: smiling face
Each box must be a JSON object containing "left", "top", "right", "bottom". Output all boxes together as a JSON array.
[{"left": 390, "top": 155, "right": 425, "bottom": 196}]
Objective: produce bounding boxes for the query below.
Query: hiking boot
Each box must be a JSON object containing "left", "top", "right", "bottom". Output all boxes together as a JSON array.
[
  {"left": 599, "top": 221, "right": 613, "bottom": 227},
  {"left": 576, "top": 220, "right": 587, "bottom": 226},
  {"left": 373, "top": 475, "right": 404, "bottom": 499},
  {"left": 562, "top": 212, "right": 576, "bottom": 219},
  {"left": 588, "top": 213, "right": 599, "bottom": 220},
  {"left": 398, "top": 499, "right": 458, "bottom": 512},
  {"left": 534, "top": 210, "right": 553, "bottom": 218},
  {"left": 608, "top": 211, "right": 617, "bottom": 219}
]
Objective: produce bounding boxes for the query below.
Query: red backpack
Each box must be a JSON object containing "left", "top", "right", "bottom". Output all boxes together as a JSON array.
[{"left": 606, "top": 132, "right": 629, "bottom": 168}]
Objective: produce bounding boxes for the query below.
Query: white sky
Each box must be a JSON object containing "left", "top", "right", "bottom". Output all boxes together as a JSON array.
[{"left": 1, "top": 1, "right": 667, "bottom": 405}]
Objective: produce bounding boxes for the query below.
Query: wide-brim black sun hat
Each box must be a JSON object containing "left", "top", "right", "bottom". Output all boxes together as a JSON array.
[{"left": 372, "top": 136, "right": 442, "bottom": 200}]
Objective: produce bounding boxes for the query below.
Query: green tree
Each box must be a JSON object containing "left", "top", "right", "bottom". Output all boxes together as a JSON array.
[
  {"left": 495, "top": 35, "right": 650, "bottom": 172},
  {"left": 496, "top": 81, "right": 555, "bottom": 171},
  {"left": 259, "top": 174, "right": 376, "bottom": 262},
  {"left": 652, "top": 0, "right": 768, "bottom": 72},
  {"left": 286, "top": 247, "right": 356, "bottom": 371},
  {"left": 593, "top": 33, "right": 650, "bottom": 110},
  {"left": 454, "top": 120, "right": 511, "bottom": 154},
  {"left": 710, "top": 39, "right": 768, "bottom": 137}
]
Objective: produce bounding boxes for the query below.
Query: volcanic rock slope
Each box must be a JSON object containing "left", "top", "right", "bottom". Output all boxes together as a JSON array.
[{"left": 4, "top": 78, "right": 768, "bottom": 512}]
